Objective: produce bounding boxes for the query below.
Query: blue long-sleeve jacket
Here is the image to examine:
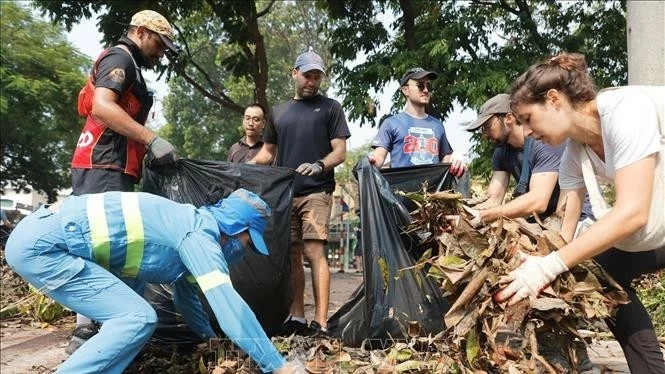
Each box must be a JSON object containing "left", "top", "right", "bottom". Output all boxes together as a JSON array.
[{"left": 55, "top": 191, "right": 285, "bottom": 372}]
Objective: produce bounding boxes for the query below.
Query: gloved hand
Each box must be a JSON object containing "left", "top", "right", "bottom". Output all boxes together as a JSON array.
[
  {"left": 494, "top": 252, "right": 568, "bottom": 305},
  {"left": 147, "top": 136, "right": 178, "bottom": 166},
  {"left": 448, "top": 151, "right": 467, "bottom": 177},
  {"left": 296, "top": 160, "right": 324, "bottom": 176}
]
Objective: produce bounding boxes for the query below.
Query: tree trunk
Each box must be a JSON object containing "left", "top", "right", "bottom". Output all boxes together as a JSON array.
[
  {"left": 399, "top": 0, "right": 417, "bottom": 51},
  {"left": 627, "top": 1, "right": 665, "bottom": 85}
]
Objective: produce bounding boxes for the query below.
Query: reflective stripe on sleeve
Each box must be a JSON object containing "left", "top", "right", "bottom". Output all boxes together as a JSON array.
[
  {"left": 121, "top": 193, "right": 145, "bottom": 277},
  {"left": 87, "top": 194, "right": 111, "bottom": 269},
  {"left": 196, "top": 270, "right": 232, "bottom": 292}
]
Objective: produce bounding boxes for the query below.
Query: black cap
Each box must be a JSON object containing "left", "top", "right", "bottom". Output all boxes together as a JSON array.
[{"left": 399, "top": 67, "right": 438, "bottom": 86}]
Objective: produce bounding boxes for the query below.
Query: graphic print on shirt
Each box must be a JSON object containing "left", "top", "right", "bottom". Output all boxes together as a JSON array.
[{"left": 402, "top": 127, "right": 439, "bottom": 165}]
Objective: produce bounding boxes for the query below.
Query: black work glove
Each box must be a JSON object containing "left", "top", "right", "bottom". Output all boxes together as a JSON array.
[
  {"left": 295, "top": 160, "right": 324, "bottom": 176},
  {"left": 147, "top": 136, "right": 178, "bottom": 166}
]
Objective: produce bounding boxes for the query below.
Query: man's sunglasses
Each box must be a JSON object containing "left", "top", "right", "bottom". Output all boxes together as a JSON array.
[{"left": 406, "top": 82, "right": 432, "bottom": 92}]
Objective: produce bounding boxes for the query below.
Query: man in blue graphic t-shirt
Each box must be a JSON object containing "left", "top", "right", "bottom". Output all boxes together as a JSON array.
[{"left": 369, "top": 68, "right": 467, "bottom": 177}]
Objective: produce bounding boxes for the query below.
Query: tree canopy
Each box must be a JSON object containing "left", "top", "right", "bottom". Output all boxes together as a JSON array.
[
  {"left": 321, "top": 0, "right": 626, "bottom": 177},
  {"left": 21, "top": 0, "right": 630, "bottom": 184},
  {"left": 159, "top": 1, "right": 331, "bottom": 160},
  {"left": 1, "top": 2, "right": 90, "bottom": 201}
]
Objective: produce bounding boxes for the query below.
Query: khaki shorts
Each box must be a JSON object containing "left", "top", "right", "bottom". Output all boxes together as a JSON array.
[{"left": 290, "top": 191, "right": 333, "bottom": 243}]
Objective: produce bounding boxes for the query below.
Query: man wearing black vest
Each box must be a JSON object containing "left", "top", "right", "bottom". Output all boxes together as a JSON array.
[{"left": 67, "top": 9, "right": 179, "bottom": 354}]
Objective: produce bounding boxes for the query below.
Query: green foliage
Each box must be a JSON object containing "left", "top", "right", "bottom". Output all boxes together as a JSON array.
[
  {"left": 161, "top": 1, "right": 332, "bottom": 160},
  {"left": 33, "top": 0, "right": 333, "bottom": 124},
  {"left": 637, "top": 272, "right": 665, "bottom": 337},
  {"left": 322, "top": 0, "right": 627, "bottom": 176},
  {"left": 334, "top": 142, "right": 372, "bottom": 186},
  {"left": 19, "top": 287, "right": 67, "bottom": 323},
  {"left": 1, "top": 2, "right": 90, "bottom": 201}
]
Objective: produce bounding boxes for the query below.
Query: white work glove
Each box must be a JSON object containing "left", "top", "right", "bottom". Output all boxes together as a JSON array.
[
  {"left": 448, "top": 151, "right": 467, "bottom": 177},
  {"left": 296, "top": 160, "right": 324, "bottom": 176},
  {"left": 494, "top": 252, "right": 568, "bottom": 306}
]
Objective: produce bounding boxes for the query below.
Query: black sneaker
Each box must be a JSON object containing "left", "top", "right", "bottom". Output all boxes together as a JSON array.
[
  {"left": 65, "top": 323, "right": 99, "bottom": 355},
  {"left": 307, "top": 321, "right": 328, "bottom": 337},
  {"left": 278, "top": 317, "right": 309, "bottom": 336}
]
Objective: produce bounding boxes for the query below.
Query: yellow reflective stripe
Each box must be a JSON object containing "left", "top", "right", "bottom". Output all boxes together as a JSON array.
[
  {"left": 87, "top": 194, "right": 110, "bottom": 269},
  {"left": 196, "top": 270, "right": 231, "bottom": 292},
  {"left": 121, "top": 193, "right": 144, "bottom": 277},
  {"left": 186, "top": 275, "right": 197, "bottom": 284}
]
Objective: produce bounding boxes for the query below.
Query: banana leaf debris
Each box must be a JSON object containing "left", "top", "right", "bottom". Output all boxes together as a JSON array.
[
  {"left": 123, "top": 189, "right": 628, "bottom": 374},
  {"left": 1, "top": 187, "right": 632, "bottom": 374}
]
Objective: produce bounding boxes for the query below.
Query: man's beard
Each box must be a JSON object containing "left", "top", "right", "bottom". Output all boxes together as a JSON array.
[{"left": 297, "top": 86, "right": 318, "bottom": 98}]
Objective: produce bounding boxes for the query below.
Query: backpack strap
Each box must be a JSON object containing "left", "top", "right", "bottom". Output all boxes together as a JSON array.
[
  {"left": 513, "top": 136, "right": 534, "bottom": 196},
  {"left": 579, "top": 144, "right": 611, "bottom": 218}
]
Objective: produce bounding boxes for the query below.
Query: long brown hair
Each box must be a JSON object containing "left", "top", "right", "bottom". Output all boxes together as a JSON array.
[{"left": 510, "top": 52, "right": 597, "bottom": 109}]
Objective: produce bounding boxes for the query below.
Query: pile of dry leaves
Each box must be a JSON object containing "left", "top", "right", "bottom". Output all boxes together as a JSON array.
[
  {"left": 121, "top": 189, "right": 631, "bottom": 374},
  {"left": 397, "top": 190, "right": 629, "bottom": 373}
]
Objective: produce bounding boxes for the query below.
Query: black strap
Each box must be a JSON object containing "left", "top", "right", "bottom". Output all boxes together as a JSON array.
[{"left": 513, "top": 137, "right": 534, "bottom": 196}]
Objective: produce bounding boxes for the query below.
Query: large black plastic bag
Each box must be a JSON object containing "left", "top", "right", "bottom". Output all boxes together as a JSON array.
[
  {"left": 141, "top": 159, "right": 296, "bottom": 343},
  {"left": 327, "top": 160, "right": 461, "bottom": 347}
]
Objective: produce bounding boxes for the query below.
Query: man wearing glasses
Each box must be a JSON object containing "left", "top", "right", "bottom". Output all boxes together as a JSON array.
[
  {"left": 228, "top": 104, "right": 267, "bottom": 163},
  {"left": 369, "top": 67, "right": 467, "bottom": 177},
  {"left": 465, "top": 93, "right": 567, "bottom": 225}
]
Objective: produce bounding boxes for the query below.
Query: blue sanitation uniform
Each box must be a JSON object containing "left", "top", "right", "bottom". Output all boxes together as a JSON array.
[{"left": 5, "top": 190, "right": 286, "bottom": 374}]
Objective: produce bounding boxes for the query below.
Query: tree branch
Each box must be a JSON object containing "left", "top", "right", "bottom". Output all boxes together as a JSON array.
[
  {"left": 398, "top": 0, "right": 417, "bottom": 50},
  {"left": 515, "top": 0, "right": 549, "bottom": 54},
  {"left": 172, "top": 65, "right": 243, "bottom": 113},
  {"left": 257, "top": 0, "right": 277, "bottom": 18}
]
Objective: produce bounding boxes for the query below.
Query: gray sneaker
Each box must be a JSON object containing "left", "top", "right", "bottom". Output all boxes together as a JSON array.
[{"left": 65, "top": 323, "right": 99, "bottom": 355}]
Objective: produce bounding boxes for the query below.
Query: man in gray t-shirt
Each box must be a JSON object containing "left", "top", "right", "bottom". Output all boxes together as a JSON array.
[{"left": 465, "top": 94, "right": 565, "bottom": 224}]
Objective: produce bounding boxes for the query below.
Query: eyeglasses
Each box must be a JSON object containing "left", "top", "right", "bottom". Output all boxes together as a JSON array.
[
  {"left": 481, "top": 115, "right": 505, "bottom": 135},
  {"left": 243, "top": 116, "right": 263, "bottom": 124},
  {"left": 406, "top": 82, "right": 432, "bottom": 92}
]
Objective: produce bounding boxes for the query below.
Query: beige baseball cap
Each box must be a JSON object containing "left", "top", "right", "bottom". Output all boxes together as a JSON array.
[{"left": 130, "top": 10, "right": 176, "bottom": 53}]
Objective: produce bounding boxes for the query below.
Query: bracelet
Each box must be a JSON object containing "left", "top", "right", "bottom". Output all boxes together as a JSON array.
[{"left": 316, "top": 160, "right": 325, "bottom": 170}]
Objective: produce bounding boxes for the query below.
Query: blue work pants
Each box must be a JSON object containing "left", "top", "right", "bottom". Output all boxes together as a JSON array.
[{"left": 5, "top": 208, "right": 157, "bottom": 374}]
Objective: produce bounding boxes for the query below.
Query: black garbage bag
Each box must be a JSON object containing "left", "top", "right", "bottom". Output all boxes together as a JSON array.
[
  {"left": 141, "top": 159, "right": 296, "bottom": 344},
  {"left": 327, "top": 160, "right": 462, "bottom": 347}
]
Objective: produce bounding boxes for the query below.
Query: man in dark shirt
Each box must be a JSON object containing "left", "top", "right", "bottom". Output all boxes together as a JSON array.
[
  {"left": 68, "top": 9, "right": 179, "bottom": 354},
  {"left": 250, "top": 51, "right": 351, "bottom": 336},
  {"left": 465, "top": 94, "right": 565, "bottom": 224},
  {"left": 227, "top": 104, "right": 266, "bottom": 163}
]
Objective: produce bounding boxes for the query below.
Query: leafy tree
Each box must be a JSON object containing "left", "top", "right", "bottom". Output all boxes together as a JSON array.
[
  {"left": 1, "top": 2, "right": 90, "bottom": 201},
  {"left": 160, "top": 1, "right": 332, "bottom": 160},
  {"left": 321, "top": 0, "right": 627, "bottom": 177},
  {"left": 33, "top": 0, "right": 333, "bottom": 160}
]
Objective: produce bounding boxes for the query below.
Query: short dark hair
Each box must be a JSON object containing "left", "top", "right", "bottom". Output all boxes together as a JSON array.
[{"left": 244, "top": 103, "right": 267, "bottom": 117}]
